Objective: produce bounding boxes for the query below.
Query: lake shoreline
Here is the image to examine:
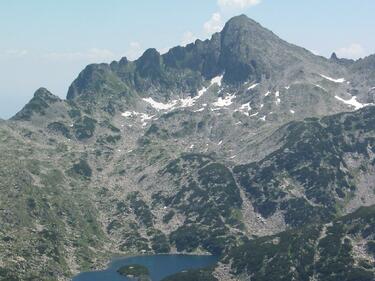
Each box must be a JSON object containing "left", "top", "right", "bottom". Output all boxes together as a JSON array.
[
  {"left": 72, "top": 253, "right": 219, "bottom": 281},
  {"left": 87, "top": 250, "right": 214, "bottom": 273},
  {"left": 111, "top": 251, "right": 214, "bottom": 261}
]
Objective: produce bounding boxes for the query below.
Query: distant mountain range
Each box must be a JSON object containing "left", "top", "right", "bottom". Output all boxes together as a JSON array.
[{"left": 1, "top": 15, "right": 375, "bottom": 281}]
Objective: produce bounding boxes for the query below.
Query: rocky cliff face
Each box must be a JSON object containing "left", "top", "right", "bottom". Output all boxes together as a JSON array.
[{"left": 1, "top": 15, "right": 375, "bottom": 281}]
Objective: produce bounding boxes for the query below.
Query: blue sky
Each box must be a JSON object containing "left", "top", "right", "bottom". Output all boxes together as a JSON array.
[{"left": 1, "top": 0, "right": 374, "bottom": 119}]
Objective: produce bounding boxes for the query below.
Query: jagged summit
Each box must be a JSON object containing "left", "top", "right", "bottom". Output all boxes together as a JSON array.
[
  {"left": 225, "top": 13, "right": 258, "bottom": 24},
  {"left": 14, "top": 15, "right": 375, "bottom": 127},
  {"left": 221, "top": 14, "right": 275, "bottom": 39},
  {"left": 330, "top": 51, "right": 355, "bottom": 66},
  {"left": 12, "top": 88, "right": 60, "bottom": 121},
  {"left": 136, "top": 48, "right": 163, "bottom": 79},
  {"left": 2, "top": 13, "right": 375, "bottom": 281},
  {"left": 330, "top": 52, "right": 339, "bottom": 60},
  {"left": 66, "top": 14, "right": 338, "bottom": 103},
  {"left": 33, "top": 87, "right": 60, "bottom": 101}
]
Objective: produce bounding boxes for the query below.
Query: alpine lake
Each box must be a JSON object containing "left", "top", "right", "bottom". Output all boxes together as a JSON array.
[{"left": 72, "top": 254, "right": 219, "bottom": 281}]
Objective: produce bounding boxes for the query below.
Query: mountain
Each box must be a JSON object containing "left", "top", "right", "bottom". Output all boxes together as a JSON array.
[
  {"left": 228, "top": 205, "right": 375, "bottom": 281},
  {"left": 1, "top": 15, "right": 375, "bottom": 281}
]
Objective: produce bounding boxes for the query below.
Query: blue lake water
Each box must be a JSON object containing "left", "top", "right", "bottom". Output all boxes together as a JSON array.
[{"left": 72, "top": 254, "right": 218, "bottom": 281}]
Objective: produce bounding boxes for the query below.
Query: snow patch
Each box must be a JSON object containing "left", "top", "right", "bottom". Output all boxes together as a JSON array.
[
  {"left": 249, "top": 112, "right": 259, "bottom": 117},
  {"left": 193, "top": 107, "right": 205, "bottom": 112},
  {"left": 121, "top": 111, "right": 154, "bottom": 126},
  {"left": 247, "top": 83, "right": 259, "bottom": 90},
  {"left": 240, "top": 102, "right": 251, "bottom": 111},
  {"left": 143, "top": 75, "right": 223, "bottom": 111},
  {"left": 211, "top": 75, "right": 223, "bottom": 87},
  {"left": 121, "top": 111, "right": 133, "bottom": 117},
  {"left": 179, "top": 92, "right": 206, "bottom": 107},
  {"left": 213, "top": 94, "right": 236, "bottom": 107},
  {"left": 275, "top": 91, "right": 281, "bottom": 105},
  {"left": 260, "top": 104, "right": 264, "bottom": 109},
  {"left": 335, "top": 95, "right": 374, "bottom": 110},
  {"left": 290, "top": 109, "right": 295, "bottom": 114},
  {"left": 320, "top": 74, "right": 345, "bottom": 83},
  {"left": 236, "top": 102, "right": 251, "bottom": 116},
  {"left": 265, "top": 91, "right": 270, "bottom": 97},
  {"left": 285, "top": 86, "right": 290, "bottom": 90},
  {"left": 259, "top": 116, "right": 266, "bottom": 121},
  {"left": 143, "top": 97, "right": 177, "bottom": 110},
  {"left": 315, "top": 84, "right": 327, "bottom": 91}
]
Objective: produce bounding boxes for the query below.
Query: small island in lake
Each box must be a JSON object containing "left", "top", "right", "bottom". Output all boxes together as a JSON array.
[{"left": 117, "top": 264, "right": 150, "bottom": 280}]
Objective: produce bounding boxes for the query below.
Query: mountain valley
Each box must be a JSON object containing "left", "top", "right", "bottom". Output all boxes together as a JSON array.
[{"left": 1, "top": 15, "right": 375, "bottom": 281}]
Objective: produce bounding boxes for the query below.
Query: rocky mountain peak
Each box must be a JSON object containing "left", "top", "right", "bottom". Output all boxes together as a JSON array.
[
  {"left": 330, "top": 52, "right": 339, "bottom": 60},
  {"left": 50, "top": 15, "right": 368, "bottom": 125},
  {"left": 136, "top": 48, "right": 163, "bottom": 79},
  {"left": 2, "top": 12, "right": 375, "bottom": 281},
  {"left": 66, "top": 63, "right": 112, "bottom": 100},
  {"left": 330, "top": 51, "right": 355, "bottom": 66},
  {"left": 219, "top": 15, "right": 275, "bottom": 83},
  {"left": 221, "top": 14, "right": 272, "bottom": 37},
  {"left": 12, "top": 88, "right": 60, "bottom": 121},
  {"left": 33, "top": 87, "right": 60, "bottom": 101},
  {"left": 66, "top": 15, "right": 320, "bottom": 104}
]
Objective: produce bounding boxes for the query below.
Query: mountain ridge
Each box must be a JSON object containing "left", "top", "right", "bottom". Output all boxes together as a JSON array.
[
  {"left": 1, "top": 14, "right": 375, "bottom": 281},
  {"left": 65, "top": 15, "right": 345, "bottom": 102}
]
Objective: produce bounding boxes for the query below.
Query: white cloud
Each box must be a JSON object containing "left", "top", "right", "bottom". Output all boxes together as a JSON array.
[
  {"left": 43, "top": 48, "right": 116, "bottom": 62},
  {"left": 126, "top": 41, "right": 144, "bottom": 60},
  {"left": 40, "top": 42, "right": 145, "bottom": 63},
  {"left": 181, "top": 31, "right": 195, "bottom": 46},
  {"left": 202, "top": 0, "right": 261, "bottom": 37},
  {"left": 0, "top": 49, "right": 29, "bottom": 58},
  {"left": 217, "top": 0, "right": 261, "bottom": 10},
  {"left": 204, "top": 13, "right": 223, "bottom": 35},
  {"left": 5, "top": 49, "right": 28, "bottom": 57},
  {"left": 158, "top": 47, "right": 170, "bottom": 55},
  {"left": 309, "top": 49, "right": 320, "bottom": 56},
  {"left": 336, "top": 43, "right": 365, "bottom": 59}
]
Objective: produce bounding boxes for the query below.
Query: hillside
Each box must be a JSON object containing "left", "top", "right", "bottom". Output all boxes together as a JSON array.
[{"left": 1, "top": 15, "right": 375, "bottom": 281}]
